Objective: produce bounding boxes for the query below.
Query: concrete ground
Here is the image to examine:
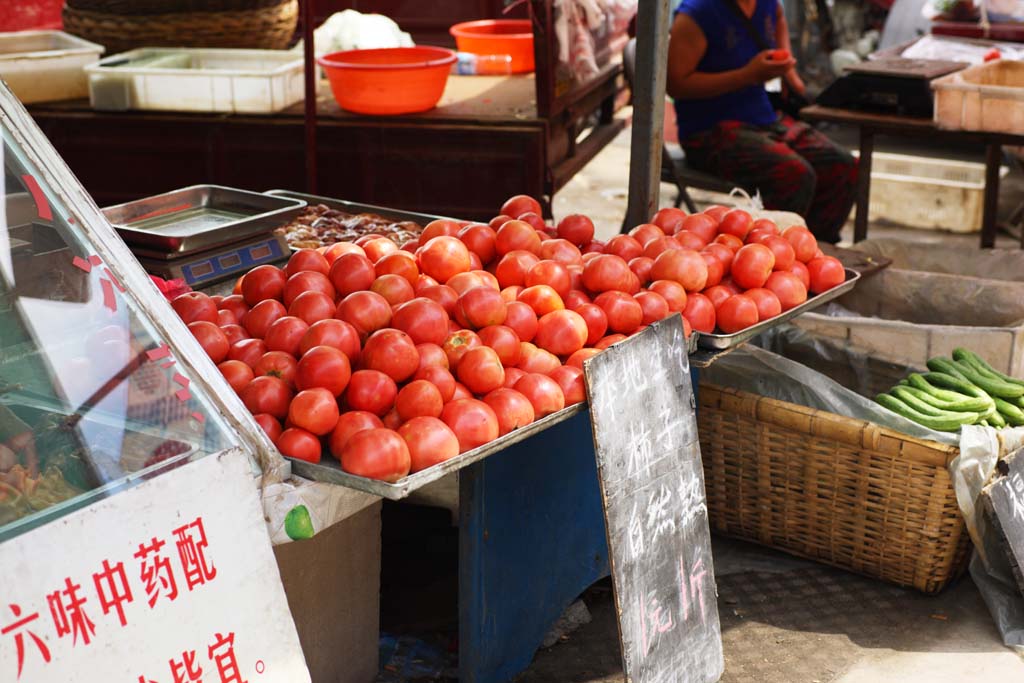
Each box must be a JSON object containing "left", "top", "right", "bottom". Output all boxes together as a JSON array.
[{"left": 531, "top": 114, "right": 1024, "bottom": 682}]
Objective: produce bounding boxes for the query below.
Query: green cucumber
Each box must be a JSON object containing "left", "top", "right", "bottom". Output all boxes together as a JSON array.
[
  {"left": 981, "top": 419, "right": 991, "bottom": 427},
  {"left": 952, "top": 360, "right": 1024, "bottom": 399},
  {"left": 989, "top": 410, "right": 1007, "bottom": 428},
  {"left": 995, "top": 397, "right": 1024, "bottom": 426},
  {"left": 920, "top": 371, "right": 995, "bottom": 405},
  {"left": 876, "top": 393, "right": 978, "bottom": 432},
  {"left": 953, "top": 349, "right": 1024, "bottom": 387},
  {"left": 891, "top": 387, "right": 954, "bottom": 416},
  {"left": 905, "top": 374, "right": 992, "bottom": 412},
  {"left": 927, "top": 357, "right": 971, "bottom": 382}
]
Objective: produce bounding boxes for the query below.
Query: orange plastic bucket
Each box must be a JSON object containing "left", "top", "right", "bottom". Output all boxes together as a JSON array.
[
  {"left": 449, "top": 19, "right": 535, "bottom": 74},
  {"left": 318, "top": 46, "right": 457, "bottom": 116}
]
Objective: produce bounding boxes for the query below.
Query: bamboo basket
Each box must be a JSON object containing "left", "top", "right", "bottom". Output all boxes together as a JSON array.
[
  {"left": 698, "top": 383, "right": 970, "bottom": 594},
  {"left": 62, "top": 0, "right": 298, "bottom": 53},
  {"left": 66, "top": 0, "right": 285, "bottom": 13}
]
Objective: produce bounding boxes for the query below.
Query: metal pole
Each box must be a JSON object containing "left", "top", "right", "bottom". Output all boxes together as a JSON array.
[
  {"left": 623, "top": 0, "right": 671, "bottom": 229},
  {"left": 302, "top": 0, "right": 318, "bottom": 194}
]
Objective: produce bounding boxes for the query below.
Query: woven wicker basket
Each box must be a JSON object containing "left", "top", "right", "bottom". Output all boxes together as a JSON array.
[
  {"left": 698, "top": 383, "right": 969, "bottom": 594},
  {"left": 63, "top": 0, "right": 298, "bottom": 54},
  {"left": 65, "top": 0, "right": 285, "bottom": 14}
]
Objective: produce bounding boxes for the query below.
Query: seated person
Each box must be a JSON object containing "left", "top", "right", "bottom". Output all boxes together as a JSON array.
[{"left": 666, "top": 0, "right": 857, "bottom": 243}]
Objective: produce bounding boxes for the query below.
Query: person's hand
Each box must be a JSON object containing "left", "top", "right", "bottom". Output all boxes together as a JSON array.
[
  {"left": 744, "top": 50, "right": 796, "bottom": 85},
  {"left": 783, "top": 70, "right": 807, "bottom": 98}
]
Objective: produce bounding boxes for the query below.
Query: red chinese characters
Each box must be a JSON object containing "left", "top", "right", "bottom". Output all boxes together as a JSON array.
[
  {"left": 174, "top": 518, "right": 217, "bottom": 591},
  {"left": 1, "top": 603, "right": 52, "bottom": 678},
  {"left": 92, "top": 559, "right": 134, "bottom": 627},
  {"left": 135, "top": 537, "right": 179, "bottom": 608},
  {"left": 169, "top": 649, "right": 203, "bottom": 683},
  {"left": 140, "top": 631, "right": 248, "bottom": 683},
  {"left": 47, "top": 577, "right": 96, "bottom": 646}
]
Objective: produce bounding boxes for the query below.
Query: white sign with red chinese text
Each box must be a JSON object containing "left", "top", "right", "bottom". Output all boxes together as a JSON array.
[{"left": 0, "top": 449, "right": 312, "bottom": 683}]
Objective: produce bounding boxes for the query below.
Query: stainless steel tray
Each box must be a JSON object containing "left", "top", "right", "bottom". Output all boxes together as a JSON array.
[
  {"left": 265, "top": 189, "right": 452, "bottom": 229},
  {"left": 290, "top": 404, "right": 585, "bottom": 500},
  {"left": 103, "top": 185, "right": 306, "bottom": 255},
  {"left": 697, "top": 268, "right": 861, "bottom": 350}
]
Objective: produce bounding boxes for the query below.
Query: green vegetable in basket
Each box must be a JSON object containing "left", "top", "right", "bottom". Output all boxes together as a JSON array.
[
  {"left": 920, "top": 371, "right": 994, "bottom": 405},
  {"left": 927, "top": 357, "right": 971, "bottom": 382},
  {"left": 890, "top": 386, "right": 957, "bottom": 417},
  {"left": 952, "top": 360, "right": 1024, "bottom": 399},
  {"left": 905, "top": 374, "right": 992, "bottom": 412},
  {"left": 995, "top": 397, "right": 1024, "bottom": 427},
  {"left": 876, "top": 393, "right": 980, "bottom": 432},
  {"left": 952, "top": 349, "right": 1024, "bottom": 389}
]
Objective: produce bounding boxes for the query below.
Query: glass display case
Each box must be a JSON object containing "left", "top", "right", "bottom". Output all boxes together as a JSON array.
[{"left": 0, "top": 81, "right": 279, "bottom": 542}]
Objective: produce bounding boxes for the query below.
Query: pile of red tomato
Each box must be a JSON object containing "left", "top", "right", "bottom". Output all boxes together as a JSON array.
[{"left": 171, "top": 195, "right": 845, "bottom": 482}]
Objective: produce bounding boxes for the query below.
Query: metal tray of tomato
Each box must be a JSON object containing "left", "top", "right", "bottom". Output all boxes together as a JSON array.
[
  {"left": 288, "top": 404, "right": 586, "bottom": 500},
  {"left": 696, "top": 268, "right": 861, "bottom": 350}
]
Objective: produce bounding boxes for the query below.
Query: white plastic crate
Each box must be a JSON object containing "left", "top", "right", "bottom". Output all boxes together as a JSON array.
[
  {"left": 854, "top": 151, "right": 1008, "bottom": 233},
  {"left": 85, "top": 47, "right": 309, "bottom": 114},
  {"left": 0, "top": 30, "right": 103, "bottom": 104},
  {"left": 933, "top": 59, "right": 1024, "bottom": 135}
]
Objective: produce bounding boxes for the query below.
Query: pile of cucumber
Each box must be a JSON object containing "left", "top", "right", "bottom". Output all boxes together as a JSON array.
[{"left": 876, "top": 348, "right": 1024, "bottom": 432}]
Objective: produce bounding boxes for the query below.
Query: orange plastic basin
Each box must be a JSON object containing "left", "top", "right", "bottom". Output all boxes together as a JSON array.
[
  {"left": 449, "top": 19, "right": 535, "bottom": 74},
  {"left": 318, "top": 46, "right": 456, "bottom": 116}
]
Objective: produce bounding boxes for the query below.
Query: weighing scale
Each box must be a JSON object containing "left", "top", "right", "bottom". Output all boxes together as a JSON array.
[
  {"left": 101, "top": 185, "right": 305, "bottom": 287},
  {"left": 817, "top": 58, "right": 966, "bottom": 117}
]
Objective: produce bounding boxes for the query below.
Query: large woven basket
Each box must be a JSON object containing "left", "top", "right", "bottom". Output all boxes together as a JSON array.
[
  {"left": 63, "top": 0, "right": 298, "bottom": 54},
  {"left": 698, "top": 383, "right": 969, "bottom": 594}
]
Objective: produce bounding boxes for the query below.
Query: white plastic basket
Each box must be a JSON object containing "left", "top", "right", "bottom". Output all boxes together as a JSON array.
[
  {"left": 853, "top": 151, "right": 1008, "bottom": 233},
  {"left": 85, "top": 47, "right": 309, "bottom": 114},
  {"left": 0, "top": 30, "right": 104, "bottom": 104},
  {"left": 933, "top": 59, "right": 1024, "bottom": 135}
]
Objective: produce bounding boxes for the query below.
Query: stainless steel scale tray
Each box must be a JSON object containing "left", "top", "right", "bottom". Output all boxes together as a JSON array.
[
  {"left": 264, "top": 189, "right": 453, "bottom": 229},
  {"left": 697, "top": 268, "right": 861, "bottom": 350},
  {"left": 103, "top": 185, "right": 306, "bottom": 254}
]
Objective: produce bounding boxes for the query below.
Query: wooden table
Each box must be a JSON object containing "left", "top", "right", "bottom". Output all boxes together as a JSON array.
[
  {"left": 29, "top": 69, "right": 624, "bottom": 222},
  {"left": 802, "top": 104, "right": 1024, "bottom": 248}
]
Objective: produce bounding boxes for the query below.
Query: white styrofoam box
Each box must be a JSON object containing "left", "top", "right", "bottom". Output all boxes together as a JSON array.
[
  {"left": 853, "top": 151, "right": 1008, "bottom": 233},
  {"left": 0, "top": 30, "right": 103, "bottom": 104},
  {"left": 934, "top": 59, "right": 1024, "bottom": 135},
  {"left": 85, "top": 48, "right": 310, "bottom": 114}
]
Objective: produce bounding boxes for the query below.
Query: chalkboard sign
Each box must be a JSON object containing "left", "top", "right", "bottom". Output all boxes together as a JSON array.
[
  {"left": 983, "top": 449, "right": 1024, "bottom": 596},
  {"left": 584, "top": 315, "right": 724, "bottom": 683}
]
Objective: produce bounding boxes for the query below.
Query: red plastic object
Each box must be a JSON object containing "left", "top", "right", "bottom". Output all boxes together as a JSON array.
[
  {"left": 450, "top": 19, "right": 535, "bottom": 74},
  {"left": 0, "top": 0, "right": 63, "bottom": 31},
  {"left": 318, "top": 46, "right": 456, "bottom": 116}
]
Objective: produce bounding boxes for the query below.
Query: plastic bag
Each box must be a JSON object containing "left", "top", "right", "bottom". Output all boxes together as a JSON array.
[
  {"left": 728, "top": 188, "right": 808, "bottom": 230},
  {"left": 294, "top": 10, "right": 414, "bottom": 55}
]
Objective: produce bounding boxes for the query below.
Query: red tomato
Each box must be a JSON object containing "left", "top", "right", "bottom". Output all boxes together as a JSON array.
[
  {"left": 253, "top": 413, "right": 282, "bottom": 443},
  {"left": 253, "top": 351, "right": 298, "bottom": 387},
  {"left": 455, "top": 287, "right": 507, "bottom": 329},
  {"left": 370, "top": 274, "right": 415, "bottom": 307},
  {"left": 595, "top": 334, "right": 627, "bottom": 350},
  {"left": 443, "top": 329, "right": 483, "bottom": 369},
  {"left": 703, "top": 284, "right": 734, "bottom": 310},
  {"left": 634, "top": 291, "right": 670, "bottom": 325},
  {"left": 566, "top": 348, "right": 601, "bottom": 368},
  {"left": 283, "top": 271, "right": 335, "bottom": 308},
  {"left": 375, "top": 250, "right": 419, "bottom": 285},
  {"left": 768, "top": 48, "right": 791, "bottom": 61},
  {"left": 702, "top": 243, "right": 735, "bottom": 271},
  {"left": 263, "top": 316, "right": 309, "bottom": 356},
  {"left": 415, "top": 365, "right": 457, "bottom": 403},
  {"left": 218, "top": 360, "right": 254, "bottom": 393},
  {"left": 788, "top": 261, "right": 811, "bottom": 289},
  {"left": 556, "top": 214, "right": 595, "bottom": 246},
  {"left": 752, "top": 218, "right": 780, "bottom": 235},
  {"left": 489, "top": 214, "right": 514, "bottom": 230},
  {"left": 285, "top": 248, "right": 330, "bottom": 279},
  {"left": 296, "top": 345, "right": 351, "bottom": 395},
  {"left": 745, "top": 229, "right": 776, "bottom": 245},
  {"left": 355, "top": 233, "right": 385, "bottom": 247},
  {"left": 363, "top": 237, "right": 398, "bottom": 263},
  {"left": 241, "top": 265, "right": 287, "bottom": 305},
  {"left": 782, "top": 226, "right": 819, "bottom": 263},
  {"left": 628, "top": 223, "right": 665, "bottom": 246},
  {"left": 328, "top": 411, "right": 384, "bottom": 460},
  {"left": 581, "top": 254, "right": 633, "bottom": 293},
  {"left": 675, "top": 231, "right": 707, "bottom": 251},
  {"left": 716, "top": 295, "right": 759, "bottom": 333},
  {"left": 288, "top": 291, "right": 335, "bottom": 325},
  {"left": 525, "top": 260, "right": 572, "bottom": 299},
  {"left": 518, "top": 285, "right": 565, "bottom": 316},
  {"left": 605, "top": 235, "right": 643, "bottom": 262},
  {"left": 242, "top": 299, "right": 287, "bottom": 339},
  {"left": 451, "top": 381, "right": 473, "bottom": 401},
  {"left": 651, "top": 207, "right": 688, "bottom": 235},
  {"left": 395, "top": 380, "right": 444, "bottom": 421},
  {"left": 341, "top": 428, "right": 410, "bottom": 481},
  {"left": 389, "top": 297, "right": 450, "bottom": 346},
  {"left": 731, "top": 243, "right": 776, "bottom": 289},
  {"left": 415, "top": 342, "right": 449, "bottom": 371},
  {"left": 362, "top": 329, "right": 420, "bottom": 383},
  {"left": 228, "top": 338, "right": 267, "bottom": 368},
  {"left": 441, "top": 398, "right": 500, "bottom": 452},
  {"left": 744, "top": 288, "right": 782, "bottom": 321},
  {"left": 478, "top": 325, "right": 522, "bottom": 367},
  {"left": 217, "top": 308, "right": 238, "bottom": 326},
  {"left": 458, "top": 224, "right": 498, "bottom": 265},
  {"left": 762, "top": 235, "right": 796, "bottom": 271},
  {"left": 681, "top": 214, "right": 719, "bottom": 243},
  {"left": 534, "top": 309, "right": 588, "bottom": 356},
  {"left": 345, "top": 370, "right": 398, "bottom": 416},
  {"left": 482, "top": 388, "right": 536, "bottom": 435},
  {"left": 329, "top": 253, "right": 376, "bottom": 297},
  {"left": 648, "top": 280, "right": 687, "bottom": 312},
  {"left": 418, "top": 274, "right": 439, "bottom": 291},
  {"left": 642, "top": 235, "right": 681, "bottom": 260},
  {"left": 277, "top": 428, "right": 321, "bottom": 463},
  {"left": 501, "top": 194, "right": 543, "bottom": 219},
  {"left": 503, "top": 367, "right": 527, "bottom": 388},
  {"left": 336, "top": 291, "right": 392, "bottom": 338},
  {"left": 806, "top": 256, "right": 845, "bottom": 293},
  {"left": 323, "top": 242, "right": 366, "bottom": 265},
  {"left": 188, "top": 321, "right": 229, "bottom": 363},
  {"left": 573, "top": 303, "right": 609, "bottom": 346},
  {"left": 517, "top": 212, "right": 546, "bottom": 231},
  {"left": 714, "top": 233, "right": 744, "bottom": 252},
  {"left": 683, "top": 293, "right": 716, "bottom": 334},
  {"left": 514, "top": 373, "right": 565, "bottom": 418},
  {"left": 651, "top": 249, "right": 708, "bottom": 292},
  {"left": 476, "top": 270, "right": 500, "bottom": 290},
  {"left": 701, "top": 252, "right": 725, "bottom": 288},
  {"left": 221, "top": 324, "right": 250, "bottom": 347},
  {"left": 764, "top": 271, "right": 808, "bottom": 311},
  {"left": 218, "top": 294, "right": 249, "bottom": 321},
  {"left": 628, "top": 257, "right": 655, "bottom": 285},
  {"left": 172, "top": 292, "right": 218, "bottom": 324},
  {"left": 594, "top": 291, "right": 644, "bottom": 334},
  {"left": 446, "top": 271, "right": 490, "bottom": 296},
  {"left": 504, "top": 301, "right": 539, "bottom": 343},
  {"left": 419, "top": 284, "right": 460, "bottom": 316},
  {"left": 718, "top": 209, "right": 754, "bottom": 240},
  {"left": 719, "top": 278, "right": 742, "bottom": 295},
  {"left": 516, "top": 342, "right": 562, "bottom": 375},
  {"left": 496, "top": 220, "right": 542, "bottom": 256},
  {"left": 418, "top": 219, "right": 462, "bottom": 247},
  {"left": 240, "top": 376, "right": 293, "bottom": 419},
  {"left": 539, "top": 238, "right": 583, "bottom": 266},
  {"left": 549, "top": 365, "right": 585, "bottom": 405},
  {"left": 495, "top": 250, "right": 542, "bottom": 288},
  {"left": 288, "top": 388, "right": 341, "bottom": 436},
  {"left": 457, "top": 346, "right": 506, "bottom": 394},
  {"left": 300, "top": 319, "right": 361, "bottom": 360},
  {"left": 398, "top": 417, "right": 460, "bottom": 472}
]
